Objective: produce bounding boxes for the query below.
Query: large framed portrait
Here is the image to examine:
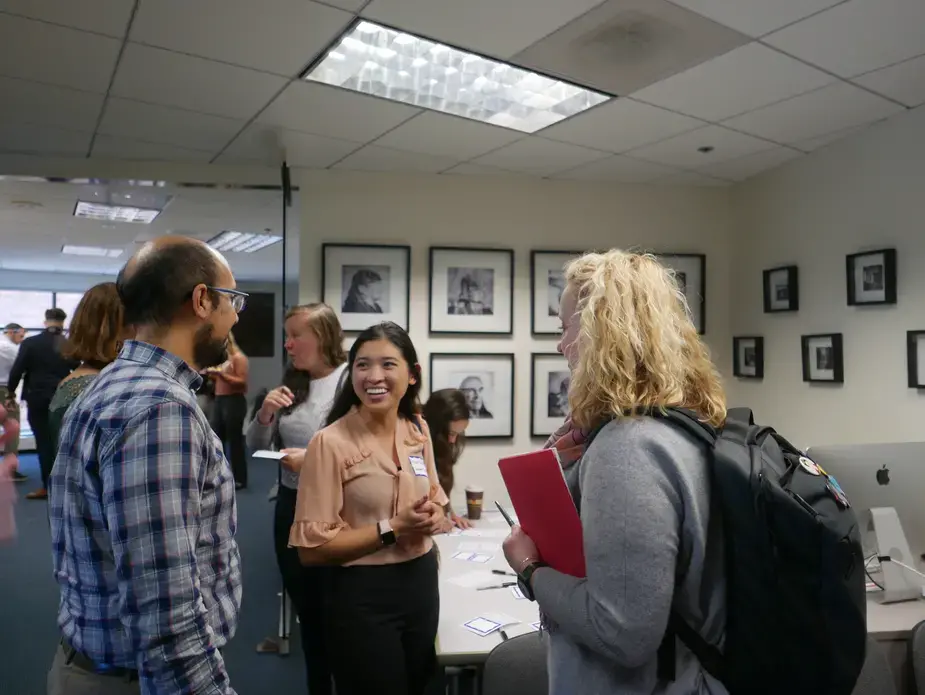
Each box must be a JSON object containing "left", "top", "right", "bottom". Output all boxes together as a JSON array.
[
  {"left": 531, "top": 353, "right": 570, "bottom": 437},
  {"left": 655, "top": 253, "right": 706, "bottom": 334},
  {"left": 429, "top": 353, "right": 514, "bottom": 438},
  {"left": 763, "top": 265, "right": 799, "bottom": 313},
  {"left": 321, "top": 243, "right": 411, "bottom": 332},
  {"left": 530, "top": 250, "right": 581, "bottom": 335},
  {"left": 429, "top": 247, "right": 514, "bottom": 335},
  {"left": 846, "top": 248, "right": 897, "bottom": 306},
  {"left": 801, "top": 333, "right": 844, "bottom": 384}
]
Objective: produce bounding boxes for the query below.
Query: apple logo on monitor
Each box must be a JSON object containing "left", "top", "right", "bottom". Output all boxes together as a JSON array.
[{"left": 876, "top": 464, "right": 891, "bottom": 486}]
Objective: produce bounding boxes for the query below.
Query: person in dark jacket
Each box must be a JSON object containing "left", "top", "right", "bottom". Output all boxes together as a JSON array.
[{"left": 8, "top": 307, "right": 77, "bottom": 499}]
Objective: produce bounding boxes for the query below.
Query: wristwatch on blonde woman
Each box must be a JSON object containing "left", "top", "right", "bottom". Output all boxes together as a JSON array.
[
  {"left": 517, "top": 559, "right": 547, "bottom": 601},
  {"left": 378, "top": 519, "right": 396, "bottom": 547}
]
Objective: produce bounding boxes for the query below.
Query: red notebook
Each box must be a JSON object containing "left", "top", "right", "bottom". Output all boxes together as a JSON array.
[{"left": 498, "top": 449, "right": 586, "bottom": 578}]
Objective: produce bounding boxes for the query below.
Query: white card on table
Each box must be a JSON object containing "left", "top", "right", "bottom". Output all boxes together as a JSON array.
[
  {"left": 464, "top": 617, "right": 502, "bottom": 636},
  {"left": 252, "top": 450, "right": 286, "bottom": 460},
  {"left": 511, "top": 585, "right": 526, "bottom": 600},
  {"left": 451, "top": 551, "right": 493, "bottom": 563}
]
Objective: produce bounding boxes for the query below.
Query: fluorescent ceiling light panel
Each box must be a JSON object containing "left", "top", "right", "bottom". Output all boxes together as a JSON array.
[
  {"left": 62, "top": 245, "right": 124, "bottom": 258},
  {"left": 207, "top": 231, "right": 282, "bottom": 253},
  {"left": 73, "top": 200, "right": 161, "bottom": 224},
  {"left": 304, "top": 20, "right": 611, "bottom": 133}
]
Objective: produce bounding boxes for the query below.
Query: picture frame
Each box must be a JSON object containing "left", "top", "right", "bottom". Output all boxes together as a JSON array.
[
  {"left": 530, "top": 353, "right": 570, "bottom": 437},
  {"left": 732, "top": 336, "right": 764, "bottom": 379},
  {"left": 846, "top": 248, "right": 897, "bottom": 306},
  {"left": 321, "top": 243, "right": 411, "bottom": 333},
  {"left": 801, "top": 333, "right": 844, "bottom": 384},
  {"left": 655, "top": 253, "right": 706, "bottom": 334},
  {"left": 763, "top": 265, "right": 799, "bottom": 313},
  {"left": 429, "top": 247, "right": 514, "bottom": 335},
  {"left": 530, "top": 250, "right": 581, "bottom": 335},
  {"left": 429, "top": 353, "right": 514, "bottom": 439},
  {"left": 906, "top": 331, "right": 925, "bottom": 389}
]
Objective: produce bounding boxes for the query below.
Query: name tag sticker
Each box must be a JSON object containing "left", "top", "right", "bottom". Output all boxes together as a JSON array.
[{"left": 409, "top": 455, "right": 428, "bottom": 477}]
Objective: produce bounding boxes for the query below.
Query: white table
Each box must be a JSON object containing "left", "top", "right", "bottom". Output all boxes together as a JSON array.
[{"left": 436, "top": 510, "right": 540, "bottom": 667}]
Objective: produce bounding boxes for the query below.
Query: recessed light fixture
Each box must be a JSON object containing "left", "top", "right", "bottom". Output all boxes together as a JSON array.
[
  {"left": 207, "top": 231, "right": 282, "bottom": 253},
  {"left": 61, "top": 244, "right": 124, "bottom": 258},
  {"left": 304, "top": 19, "right": 611, "bottom": 133},
  {"left": 73, "top": 200, "right": 161, "bottom": 224}
]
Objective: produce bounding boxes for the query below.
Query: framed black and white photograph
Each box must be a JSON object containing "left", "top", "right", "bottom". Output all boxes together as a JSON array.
[
  {"left": 907, "top": 331, "right": 925, "bottom": 389},
  {"left": 655, "top": 253, "right": 706, "bottom": 334},
  {"left": 429, "top": 247, "right": 514, "bottom": 335},
  {"left": 763, "top": 265, "right": 799, "bottom": 313},
  {"left": 531, "top": 353, "right": 570, "bottom": 437},
  {"left": 322, "top": 243, "right": 410, "bottom": 332},
  {"left": 801, "top": 333, "right": 844, "bottom": 384},
  {"left": 846, "top": 248, "right": 897, "bottom": 306},
  {"left": 733, "top": 336, "right": 764, "bottom": 379},
  {"left": 531, "top": 250, "right": 581, "bottom": 335},
  {"left": 429, "top": 353, "right": 514, "bottom": 438}
]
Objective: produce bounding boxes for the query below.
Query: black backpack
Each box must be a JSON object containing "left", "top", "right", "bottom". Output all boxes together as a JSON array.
[{"left": 591, "top": 406, "right": 867, "bottom": 695}]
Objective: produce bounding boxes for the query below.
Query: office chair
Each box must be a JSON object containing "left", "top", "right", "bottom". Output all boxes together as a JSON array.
[
  {"left": 909, "top": 619, "right": 925, "bottom": 694},
  {"left": 852, "top": 636, "right": 897, "bottom": 695},
  {"left": 481, "top": 632, "right": 548, "bottom": 695}
]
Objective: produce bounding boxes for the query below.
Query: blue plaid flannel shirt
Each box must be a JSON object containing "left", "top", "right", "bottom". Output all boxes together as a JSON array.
[{"left": 49, "top": 340, "right": 241, "bottom": 695}]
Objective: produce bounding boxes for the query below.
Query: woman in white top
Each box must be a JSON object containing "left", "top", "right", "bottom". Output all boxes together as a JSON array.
[{"left": 246, "top": 303, "right": 347, "bottom": 695}]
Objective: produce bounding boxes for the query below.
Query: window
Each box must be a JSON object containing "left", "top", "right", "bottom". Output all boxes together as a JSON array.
[
  {"left": 0, "top": 290, "right": 54, "bottom": 329},
  {"left": 54, "top": 292, "right": 84, "bottom": 329}
]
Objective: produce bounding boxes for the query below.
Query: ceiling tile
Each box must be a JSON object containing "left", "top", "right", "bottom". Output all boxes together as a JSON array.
[
  {"left": 218, "top": 124, "right": 361, "bottom": 168},
  {"left": 697, "top": 146, "right": 802, "bottom": 181},
  {"left": 0, "top": 13, "right": 121, "bottom": 93},
  {"left": 551, "top": 155, "right": 679, "bottom": 182},
  {"left": 765, "top": 0, "right": 925, "bottom": 77},
  {"left": 373, "top": 112, "right": 524, "bottom": 159},
  {"left": 651, "top": 170, "right": 732, "bottom": 186},
  {"left": 258, "top": 81, "right": 420, "bottom": 142},
  {"left": 441, "top": 163, "right": 536, "bottom": 177},
  {"left": 111, "top": 44, "right": 289, "bottom": 119},
  {"left": 853, "top": 54, "right": 925, "bottom": 108},
  {"left": 332, "top": 145, "right": 459, "bottom": 173},
  {"left": 723, "top": 82, "right": 904, "bottom": 144},
  {"left": 0, "top": 123, "right": 91, "bottom": 156},
  {"left": 540, "top": 98, "right": 703, "bottom": 152},
  {"left": 130, "top": 0, "right": 352, "bottom": 76},
  {"left": 626, "top": 125, "right": 773, "bottom": 168},
  {"left": 471, "top": 137, "right": 610, "bottom": 176},
  {"left": 98, "top": 98, "right": 245, "bottom": 152},
  {"left": 91, "top": 135, "right": 214, "bottom": 162},
  {"left": 631, "top": 43, "right": 835, "bottom": 121},
  {"left": 512, "top": 0, "right": 749, "bottom": 96},
  {"left": 0, "top": 0, "right": 135, "bottom": 37},
  {"left": 0, "top": 76, "right": 104, "bottom": 132},
  {"left": 362, "top": 0, "right": 605, "bottom": 59},
  {"left": 667, "top": 0, "right": 844, "bottom": 37},
  {"left": 793, "top": 124, "right": 869, "bottom": 152}
]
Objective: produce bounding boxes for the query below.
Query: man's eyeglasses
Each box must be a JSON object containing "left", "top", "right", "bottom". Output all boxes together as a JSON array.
[{"left": 207, "top": 287, "right": 248, "bottom": 313}]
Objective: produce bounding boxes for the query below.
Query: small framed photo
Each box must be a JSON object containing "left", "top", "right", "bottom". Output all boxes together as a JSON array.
[
  {"left": 907, "top": 331, "right": 925, "bottom": 389},
  {"left": 429, "top": 353, "right": 514, "bottom": 438},
  {"left": 733, "top": 336, "right": 764, "bottom": 379},
  {"left": 801, "top": 333, "right": 844, "bottom": 384},
  {"left": 322, "top": 243, "right": 411, "bottom": 332},
  {"left": 846, "top": 248, "right": 897, "bottom": 306},
  {"left": 655, "top": 253, "right": 706, "bottom": 334},
  {"left": 530, "top": 250, "right": 581, "bottom": 335},
  {"left": 429, "top": 247, "right": 514, "bottom": 335},
  {"left": 531, "top": 353, "right": 570, "bottom": 437},
  {"left": 763, "top": 265, "right": 799, "bottom": 313}
]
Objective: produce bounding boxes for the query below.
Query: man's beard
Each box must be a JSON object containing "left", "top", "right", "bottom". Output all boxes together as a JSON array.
[{"left": 193, "top": 323, "right": 228, "bottom": 369}]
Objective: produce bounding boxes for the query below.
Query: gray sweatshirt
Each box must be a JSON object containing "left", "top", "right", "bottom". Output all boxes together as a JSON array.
[{"left": 533, "top": 416, "right": 728, "bottom": 695}]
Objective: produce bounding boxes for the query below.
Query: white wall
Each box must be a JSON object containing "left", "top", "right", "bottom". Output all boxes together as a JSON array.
[
  {"left": 297, "top": 170, "right": 734, "bottom": 505},
  {"left": 729, "top": 106, "right": 925, "bottom": 448}
]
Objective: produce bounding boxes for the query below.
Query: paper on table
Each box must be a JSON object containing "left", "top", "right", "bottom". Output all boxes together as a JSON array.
[
  {"left": 447, "top": 570, "right": 496, "bottom": 588},
  {"left": 482, "top": 612, "right": 520, "bottom": 628},
  {"left": 511, "top": 585, "right": 526, "bottom": 600},
  {"left": 458, "top": 541, "right": 500, "bottom": 553},
  {"left": 253, "top": 450, "right": 287, "bottom": 460},
  {"left": 452, "top": 551, "right": 493, "bottom": 564},
  {"left": 461, "top": 528, "right": 509, "bottom": 539}
]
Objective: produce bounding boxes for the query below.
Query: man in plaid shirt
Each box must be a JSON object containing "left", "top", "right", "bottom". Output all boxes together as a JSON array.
[{"left": 48, "top": 237, "right": 245, "bottom": 695}]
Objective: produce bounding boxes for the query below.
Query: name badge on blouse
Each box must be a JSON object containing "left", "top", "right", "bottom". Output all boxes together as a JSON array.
[{"left": 408, "top": 455, "right": 428, "bottom": 477}]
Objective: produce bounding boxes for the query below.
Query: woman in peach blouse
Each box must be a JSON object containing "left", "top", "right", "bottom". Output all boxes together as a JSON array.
[{"left": 290, "top": 322, "right": 447, "bottom": 695}]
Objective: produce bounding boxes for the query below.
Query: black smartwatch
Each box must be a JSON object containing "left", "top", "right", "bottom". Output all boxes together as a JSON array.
[
  {"left": 517, "top": 561, "right": 547, "bottom": 601},
  {"left": 378, "top": 519, "right": 396, "bottom": 547}
]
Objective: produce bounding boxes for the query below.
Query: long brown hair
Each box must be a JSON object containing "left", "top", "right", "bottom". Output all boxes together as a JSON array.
[
  {"left": 421, "top": 388, "right": 469, "bottom": 497},
  {"left": 281, "top": 303, "right": 347, "bottom": 415},
  {"left": 62, "top": 282, "right": 125, "bottom": 367}
]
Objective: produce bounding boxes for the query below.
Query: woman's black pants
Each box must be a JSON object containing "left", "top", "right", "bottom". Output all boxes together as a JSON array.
[
  {"left": 274, "top": 486, "right": 332, "bottom": 695},
  {"left": 324, "top": 548, "right": 440, "bottom": 695},
  {"left": 210, "top": 393, "right": 247, "bottom": 487}
]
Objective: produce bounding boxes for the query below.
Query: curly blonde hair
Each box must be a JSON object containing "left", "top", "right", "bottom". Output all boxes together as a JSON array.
[{"left": 564, "top": 250, "right": 726, "bottom": 429}]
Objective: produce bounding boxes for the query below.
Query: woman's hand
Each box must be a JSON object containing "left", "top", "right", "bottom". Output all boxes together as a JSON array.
[
  {"left": 258, "top": 386, "right": 294, "bottom": 423},
  {"left": 392, "top": 496, "right": 445, "bottom": 537},
  {"left": 503, "top": 525, "right": 540, "bottom": 575},
  {"left": 279, "top": 448, "right": 305, "bottom": 473},
  {"left": 450, "top": 512, "right": 472, "bottom": 529}
]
